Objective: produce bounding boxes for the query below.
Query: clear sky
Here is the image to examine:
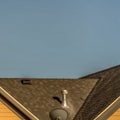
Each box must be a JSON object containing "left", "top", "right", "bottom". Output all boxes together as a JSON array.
[{"left": 0, "top": 1, "right": 120, "bottom": 78}]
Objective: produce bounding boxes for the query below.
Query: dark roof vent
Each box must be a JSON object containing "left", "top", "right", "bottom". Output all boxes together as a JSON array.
[{"left": 21, "top": 79, "right": 32, "bottom": 85}]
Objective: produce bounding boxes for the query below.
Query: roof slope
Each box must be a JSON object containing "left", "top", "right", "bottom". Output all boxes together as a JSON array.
[
  {"left": 0, "top": 78, "right": 98, "bottom": 120},
  {"left": 0, "top": 65, "right": 120, "bottom": 120},
  {"left": 74, "top": 65, "right": 120, "bottom": 120}
]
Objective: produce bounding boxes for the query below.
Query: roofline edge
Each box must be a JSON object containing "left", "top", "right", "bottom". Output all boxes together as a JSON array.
[
  {"left": 94, "top": 96, "right": 120, "bottom": 120},
  {"left": 0, "top": 86, "right": 39, "bottom": 120}
]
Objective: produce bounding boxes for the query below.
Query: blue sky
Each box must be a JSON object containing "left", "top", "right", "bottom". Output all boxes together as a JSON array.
[{"left": 0, "top": 1, "right": 120, "bottom": 78}]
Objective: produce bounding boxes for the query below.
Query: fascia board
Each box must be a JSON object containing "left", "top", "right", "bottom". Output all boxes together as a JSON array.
[
  {"left": 94, "top": 96, "right": 120, "bottom": 120},
  {"left": 0, "top": 86, "right": 39, "bottom": 120}
]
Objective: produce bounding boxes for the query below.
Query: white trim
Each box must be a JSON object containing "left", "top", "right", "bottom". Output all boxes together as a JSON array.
[
  {"left": 0, "top": 86, "right": 39, "bottom": 120},
  {"left": 94, "top": 96, "right": 120, "bottom": 120}
]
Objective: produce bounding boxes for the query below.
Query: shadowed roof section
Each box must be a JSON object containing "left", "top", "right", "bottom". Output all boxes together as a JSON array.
[
  {"left": 74, "top": 65, "right": 120, "bottom": 120},
  {"left": 0, "top": 78, "right": 98, "bottom": 120}
]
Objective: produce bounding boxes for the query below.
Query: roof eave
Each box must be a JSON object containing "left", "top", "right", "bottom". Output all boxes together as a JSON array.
[{"left": 0, "top": 86, "right": 39, "bottom": 120}]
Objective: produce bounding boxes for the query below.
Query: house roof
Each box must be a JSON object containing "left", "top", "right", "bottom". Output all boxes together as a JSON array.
[
  {"left": 74, "top": 65, "right": 120, "bottom": 120},
  {"left": 0, "top": 78, "right": 98, "bottom": 120},
  {"left": 0, "top": 86, "right": 39, "bottom": 120},
  {"left": 94, "top": 96, "right": 120, "bottom": 120},
  {"left": 0, "top": 65, "right": 120, "bottom": 120}
]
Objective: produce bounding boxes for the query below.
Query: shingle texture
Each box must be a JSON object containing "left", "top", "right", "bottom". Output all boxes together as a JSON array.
[
  {"left": 0, "top": 65, "right": 120, "bottom": 120},
  {"left": 74, "top": 65, "right": 120, "bottom": 120},
  {"left": 0, "top": 78, "right": 97, "bottom": 120}
]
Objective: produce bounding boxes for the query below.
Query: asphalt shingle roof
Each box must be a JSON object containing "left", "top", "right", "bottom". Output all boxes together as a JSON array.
[
  {"left": 0, "top": 65, "right": 120, "bottom": 120},
  {"left": 0, "top": 78, "right": 98, "bottom": 120}
]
